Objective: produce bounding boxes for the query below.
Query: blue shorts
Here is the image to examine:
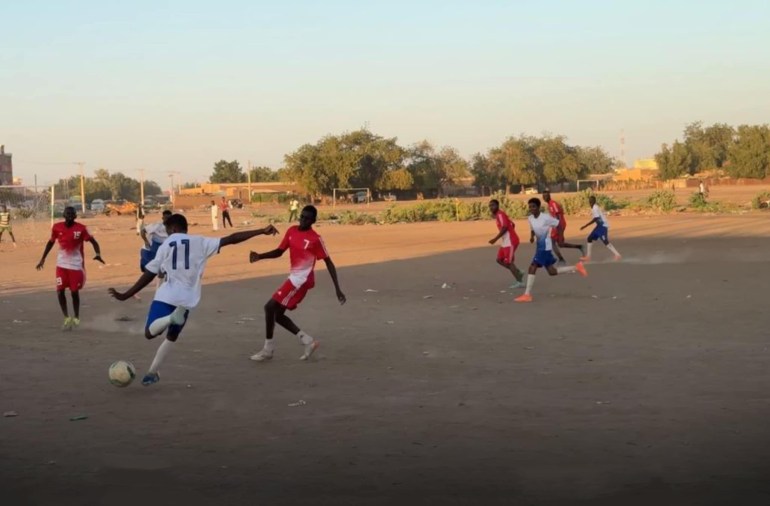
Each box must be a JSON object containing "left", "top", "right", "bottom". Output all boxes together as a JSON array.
[
  {"left": 139, "top": 242, "right": 162, "bottom": 272},
  {"left": 145, "top": 301, "right": 189, "bottom": 339},
  {"left": 588, "top": 226, "right": 609, "bottom": 243},
  {"left": 532, "top": 249, "right": 557, "bottom": 268}
]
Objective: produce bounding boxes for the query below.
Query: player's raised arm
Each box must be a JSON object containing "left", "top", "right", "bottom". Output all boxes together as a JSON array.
[
  {"left": 220, "top": 225, "right": 279, "bottom": 248},
  {"left": 89, "top": 237, "right": 105, "bottom": 264},
  {"left": 108, "top": 271, "right": 157, "bottom": 302},
  {"left": 323, "top": 257, "right": 346, "bottom": 305}
]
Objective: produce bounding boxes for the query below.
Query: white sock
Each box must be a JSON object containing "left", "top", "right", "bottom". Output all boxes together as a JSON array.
[
  {"left": 586, "top": 242, "right": 593, "bottom": 258},
  {"left": 149, "top": 315, "right": 172, "bottom": 336},
  {"left": 148, "top": 338, "right": 174, "bottom": 374},
  {"left": 264, "top": 339, "right": 275, "bottom": 352},
  {"left": 607, "top": 243, "right": 621, "bottom": 256},
  {"left": 298, "top": 330, "right": 314, "bottom": 345},
  {"left": 557, "top": 265, "right": 576, "bottom": 274},
  {"left": 524, "top": 274, "right": 536, "bottom": 295}
]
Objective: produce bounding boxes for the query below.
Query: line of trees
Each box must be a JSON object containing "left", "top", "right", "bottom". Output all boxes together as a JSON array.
[
  {"left": 655, "top": 122, "right": 770, "bottom": 179},
  {"left": 53, "top": 169, "right": 163, "bottom": 202},
  {"left": 206, "top": 129, "right": 618, "bottom": 197}
]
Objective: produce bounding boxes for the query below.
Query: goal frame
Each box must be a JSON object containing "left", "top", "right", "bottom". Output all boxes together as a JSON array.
[
  {"left": 332, "top": 187, "right": 371, "bottom": 208},
  {"left": 576, "top": 180, "right": 600, "bottom": 192}
]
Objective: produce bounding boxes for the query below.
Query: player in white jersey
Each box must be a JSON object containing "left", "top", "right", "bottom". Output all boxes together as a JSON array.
[
  {"left": 139, "top": 210, "right": 172, "bottom": 273},
  {"left": 109, "top": 214, "right": 278, "bottom": 386},
  {"left": 579, "top": 195, "right": 622, "bottom": 262},
  {"left": 515, "top": 198, "right": 587, "bottom": 303}
]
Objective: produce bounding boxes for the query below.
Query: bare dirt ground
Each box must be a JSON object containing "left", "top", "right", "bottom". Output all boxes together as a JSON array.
[{"left": 2, "top": 212, "right": 770, "bottom": 505}]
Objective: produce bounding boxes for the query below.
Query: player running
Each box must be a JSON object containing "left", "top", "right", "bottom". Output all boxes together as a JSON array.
[
  {"left": 0, "top": 204, "right": 17, "bottom": 248},
  {"left": 108, "top": 214, "right": 278, "bottom": 386},
  {"left": 542, "top": 189, "right": 584, "bottom": 263},
  {"left": 515, "top": 198, "right": 587, "bottom": 303},
  {"left": 249, "top": 205, "right": 346, "bottom": 362},
  {"left": 579, "top": 195, "right": 622, "bottom": 262},
  {"left": 36, "top": 206, "right": 105, "bottom": 330},
  {"left": 140, "top": 210, "right": 172, "bottom": 272},
  {"left": 488, "top": 199, "right": 525, "bottom": 289}
]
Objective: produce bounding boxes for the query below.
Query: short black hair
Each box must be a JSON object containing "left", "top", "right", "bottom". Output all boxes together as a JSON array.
[
  {"left": 162, "top": 210, "right": 172, "bottom": 217},
  {"left": 64, "top": 206, "right": 76, "bottom": 213},
  {"left": 528, "top": 198, "right": 541, "bottom": 207},
  {"left": 302, "top": 205, "right": 318, "bottom": 219},
  {"left": 166, "top": 213, "right": 188, "bottom": 232},
  {"left": 489, "top": 199, "right": 499, "bottom": 206}
]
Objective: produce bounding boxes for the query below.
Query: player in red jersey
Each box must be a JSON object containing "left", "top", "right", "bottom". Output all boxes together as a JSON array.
[
  {"left": 542, "top": 189, "right": 584, "bottom": 263},
  {"left": 488, "top": 199, "right": 525, "bottom": 288},
  {"left": 248, "top": 205, "right": 345, "bottom": 362},
  {"left": 36, "top": 207, "right": 105, "bottom": 330}
]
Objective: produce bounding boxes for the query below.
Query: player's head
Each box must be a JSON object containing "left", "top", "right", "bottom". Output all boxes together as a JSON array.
[
  {"left": 165, "top": 214, "right": 188, "bottom": 235},
  {"left": 298, "top": 205, "right": 317, "bottom": 230},
  {"left": 63, "top": 206, "right": 77, "bottom": 224},
  {"left": 488, "top": 199, "right": 500, "bottom": 215},
  {"left": 542, "top": 189, "right": 551, "bottom": 202},
  {"left": 211, "top": 200, "right": 215, "bottom": 205},
  {"left": 161, "top": 210, "right": 172, "bottom": 223},
  {"left": 527, "top": 198, "right": 541, "bottom": 216},
  {"left": 588, "top": 195, "right": 597, "bottom": 206}
]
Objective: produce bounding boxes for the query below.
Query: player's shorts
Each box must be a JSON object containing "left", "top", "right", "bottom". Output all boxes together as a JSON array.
[
  {"left": 272, "top": 278, "right": 314, "bottom": 311},
  {"left": 496, "top": 244, "right": 518, "bottom": 265},
  {"left": 0, "top": 225, "right": 12, "bottom": 233},
  {"left": 139, "top": 242, "right": 162, "bottom": 272},
  {"left": 532, "top": 249, "right": 557, "bottom": 268},
  {"left": 588, "top": 225, "right": 609, "bottom": 243},
  {"left": 145, "top": 300, "right": 189, "bottom": 340},
  {"left": 55, "top": 267, "right": 85, "bottom": 292},
  {"left": 550, "top": 224, "right": 566, "bottom": 243}
]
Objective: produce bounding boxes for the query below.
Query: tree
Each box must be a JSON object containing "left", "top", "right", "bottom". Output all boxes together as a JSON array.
[
  {"left": 533, "top": 135, "right": 583, "bottom": 185},
  {"left": 655, "top": 141, "right": 695, "bottom": 180},
  {"left": 144, "top": 180, "right": 163, "bottom": 196},
  {"left": 379, "top": 168, "right": 414, "bottom": 190},
  {"left": 576, "top": 146, "right": 617, "bottom": 174},
  {"left": 210, "top": 160, "right": 246, "bottom": 183},
  {"left": 683, "top": 121, "right": 735, "bottom": 171},
  {"left": 727, "top": 125, "right": 770, "bottom": 178},
  {"left": 249, "top": 166, "right": 279, "bottom": 182},
  {"left": 470, "top": 153, "right": 505, "bottom": 194},
  {"left": 489, "top": 136, "right": 540, "bottom": 190}
]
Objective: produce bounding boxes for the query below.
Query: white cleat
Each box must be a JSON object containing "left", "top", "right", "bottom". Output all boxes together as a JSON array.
[
  {"left": 250, "top": 349, "right": 274, "bottom": 362},
  {"left": 300, "top": 340, "right": 320, "bottom": 361}
]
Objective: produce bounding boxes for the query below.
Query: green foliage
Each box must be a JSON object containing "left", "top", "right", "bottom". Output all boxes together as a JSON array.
[
  {"left": 559, "top": 191, "right": 627, "bottom": 215},
  {"left": 645, "top": 190, "right": 677, "bottom": 212},
  {"left": 688, "top": 191, "right": 708, "bottom": 209},
  {"left": 379, "top": 168, "right": 414, "bottom": 190},
  {"left": 210, "top": 160, "right": 246, "bottom": 183},
  {"left": 727, "top": 125, "right": 770, "bottom": 178},
  {"left": 249, "top": 166, "right": 280, "bottom": 182},
  {"left": 655, "top": 141, "right": 696, "bottom": 180},
  {"left": 576, "top": 146, "right": 617, "bottom": 174},
  {"left": 53, "top": 169, "right": 159, "bottom": 203},
  {"left": 751, "top": 191, "right": 770, "bottom": 210}
]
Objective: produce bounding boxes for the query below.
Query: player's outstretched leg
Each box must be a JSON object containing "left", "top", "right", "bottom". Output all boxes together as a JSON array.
[
  {"left": 147, "top": 305, "right": 187, "bottom": 338},
  {"left": 143, "top": 338, "right": 175, "bottom": 386},
  {"left": 57, "top": 290, "right": 72, "bottom": 331},
  {"left": 252, "top": 299, "right": 280, "bottom": 361},
  {"left": 275, "top": 309, "right": 318, "bottom": 361},
  {"left": 71, "top": 291, "right": 81, "bottom": 329},
  {"left": 580, "top": 241, "right": 594, "bottom": 262},
  {"left": 603, "top": 239, "right": 622, "bottom": 261},
  {"left": 515, "top": 264, "right": 538, "bottom": 303}
]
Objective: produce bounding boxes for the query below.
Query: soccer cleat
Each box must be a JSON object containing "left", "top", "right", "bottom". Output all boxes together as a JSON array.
[
  {"left": 613, "top": 255, "right": 622, "bottom": 262},
  {"left": 62, "top": 317, "right": 73, "bottom": 331},
  {"left": 300, "top": 340, "right": 320, "bottom": 361},
  {"left": 71, "top": 317, "right": 81, "bottom": 329},
  {"left": 579, "top": 256, "right": 591, "bottom": 262},
  {"left": 169, "top": 306, "right": 188, "bottom": 326},
  {"left": 514, "top": 294, "right": 533, "bottom": 303},
  {"left": 250, "top": 349, "right": 274, "bottom": 362},
  {"left": 141, "top": 372, "right": 160, "bottom": 386},
  {"left": 575, "top": 261, "right": 588, "bottom": 278},
  {"left": 510, "top": 280, "right": 526, "bottom": 289}
]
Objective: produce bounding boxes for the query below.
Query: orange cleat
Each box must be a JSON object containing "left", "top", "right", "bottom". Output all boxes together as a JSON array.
[
  {"left": 575, "top": 261, "right": 588, "bottom": 277},
  {"left": 613, "top": 255, "right": 622, "bottom": 262},
  {"left": 579, "top": 256, "right": 591, "bottom": 262},
  {"left": 515, "top": 294, "right": 533, "bottom": 303}
]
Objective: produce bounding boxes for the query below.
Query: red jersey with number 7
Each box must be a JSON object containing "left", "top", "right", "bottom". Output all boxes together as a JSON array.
[
  {"left": 279, "top": 226, "right": 329, "bottom": 288},
  {"left": 50, "top": 222, "right": 92, "bottom": 271}
]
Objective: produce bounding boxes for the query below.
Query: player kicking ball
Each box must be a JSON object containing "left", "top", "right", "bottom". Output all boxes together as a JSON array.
[
  {"left": 36, "top": 206, "right": 105, "bottom": 330},
  {"left": 580, "top": 195, "right": 622, "bottom": 262},
  {"left": 515, "top": 198, "right": 587, "bottom": 303},
  {"left": 249, "top": 205, "right": 346, "bottom": 363},
  {"left": 108, "top": 214, "right": 278, "bottom": 386},
  {"left": 488, "top": 199, "right": 525, "bottom": 289}
]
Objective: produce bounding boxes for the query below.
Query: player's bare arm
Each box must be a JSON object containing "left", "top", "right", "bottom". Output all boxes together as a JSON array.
[
  {"left": 489, "top": 228, "right": 506, "bottom": 245},
  {"left": 108, "top": 271, "right": 157, "bottom": 301},
  {"left": 529, "top": 230, "right": 535, "bottom": 243},
  {"left": 89, "top": 237, "right": 105, "bottom": 264},
  {"left": 140, "top": 227, "right": 150, "bottom": 249},
  {"left": 36, "top": 240, "right": 56, "bottom": 270},
  {"left": 249, "top": 247, "right": 284, "bottom": 263},
  {"left": 220, "top": 225, "right": 278, "bottom": 248},
  {"left": 323, "top": 257, "right": 346, "bottom": 305},
  {"left": 580, "top": 218, "right": 599, "bottom": 230}
]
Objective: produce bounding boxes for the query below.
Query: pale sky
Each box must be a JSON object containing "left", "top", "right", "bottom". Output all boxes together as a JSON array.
[{"left": 2, "top": 0, "right": 769, "bottom": 187}]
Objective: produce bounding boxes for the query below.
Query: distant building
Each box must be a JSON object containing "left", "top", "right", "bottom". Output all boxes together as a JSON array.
[
  {"left": 0, "top": 145, "right": 12, "bottom": 185},
  {"left": 614, "top": 158, "right": 659, "bottom": 182}
]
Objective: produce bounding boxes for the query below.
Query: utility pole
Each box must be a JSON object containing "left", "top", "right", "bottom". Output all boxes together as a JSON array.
[
  {"left": 167, "top": 171, "right": 181, "bottom": 206},
  {"left": 247, "top": 160, "right": 252, "bottom": 203},
  {"left": 76, "top": 162, "right": 86, "bottom": 212},
  {"left": 138, "top": 169, "right": 145, "bottom": 205}
]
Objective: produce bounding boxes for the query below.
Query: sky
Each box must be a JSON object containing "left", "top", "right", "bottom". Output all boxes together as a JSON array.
[{"left": 2, "top": 0, "right": 769, "bottom": 187}]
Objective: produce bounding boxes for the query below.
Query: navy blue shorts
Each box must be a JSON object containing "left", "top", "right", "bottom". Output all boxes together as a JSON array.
[
  {"left": 139, "top": 242, "right": 162, "bottom": 272},
  {"left": 532, "top": 249, "right": 557, "bottom": 268},
  {"left": 588, "top": 225, "right": 609, "bottom": 243},
  {"left": 145, "top": 300, "right": 189, "bottom": 339}
]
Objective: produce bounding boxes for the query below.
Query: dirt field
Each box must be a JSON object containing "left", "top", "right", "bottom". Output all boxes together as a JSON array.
[{"left": 2, "top": 213, "right": 770, "bottom": 505}]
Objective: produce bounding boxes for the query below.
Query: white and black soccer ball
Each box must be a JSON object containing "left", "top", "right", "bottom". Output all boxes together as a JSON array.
[{"left": 108, "top": 360, "right": 136, "bottom": 388}]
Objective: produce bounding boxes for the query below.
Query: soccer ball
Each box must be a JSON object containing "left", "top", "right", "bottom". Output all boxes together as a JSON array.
[{"left": 109, "top": 360, "right": 136, "bottom": 387}]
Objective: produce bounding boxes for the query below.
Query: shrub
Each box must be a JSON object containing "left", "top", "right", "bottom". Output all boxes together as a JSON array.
[
  {"left": 688, "top": 192, "right": 708, "bottom": 209},
  {"left": 751, "top": 191, "right": 770, "bottom": 210},
  {"left": 561, "top": 190, "right": 628, "bottom": 215},
  {"left": 645, "top": 190, "right": 676, "bottom": 212}
]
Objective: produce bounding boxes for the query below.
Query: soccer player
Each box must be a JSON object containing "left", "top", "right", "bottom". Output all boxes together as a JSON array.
[
  {"left": 488, "top": 199, "right": 524, "bottom": 288},
  {"left": 542, "top": 189, "right": 584, "bottom": 263},
  {"left": 210, "top": 200, "right": 219, "bottom": 231},
  {"left": 140, "top": 210, "right": 172, "bottom": 273},
  {"left": 219, "top": 197, "right": 233, "bottom": 229},
  {"left": 108, "top": 214, "right": 278, "bottom": 386},
  {"left": 248, "top": 205, "right": 346, "bottom": 362},
  {"left": 580, "top": 195, "right": 622, "bottom": 262},
  {"left": 515, "top": 198, "right": 587, "bottom": 303},
  {"left": 36, "top": 206, "right": 105, "bottom": 329},
  {"left": 0, "top": 204, "right": 17, "bottom": 248}
]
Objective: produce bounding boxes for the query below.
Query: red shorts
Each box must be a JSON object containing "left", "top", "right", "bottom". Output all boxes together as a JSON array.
[
  {"left": 272, "top": 278, "right": 313, "bottom": 310},
  {"left": 496, "top": 244, "right": 518, "bottom": 265},
  {"left": 551, "top": 225, "right": 566, "bottom": 243},
  {"left": 56, "top": 267, "right": 85, "bottom": 292}
]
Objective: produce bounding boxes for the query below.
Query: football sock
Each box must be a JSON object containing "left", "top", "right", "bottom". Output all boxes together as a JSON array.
[
  {"left": 298, "top": 330, "right": 314, "bottom": 345},
  {"left": 524, "top": 274, "right": 536, "bottom": 295},
  {"left": 557, "top": 265, "right": 576, "bottom": 274},
  {"left": 148, "top": 338, "right": 174, "bottom": 374},
  {"left": 264, "top": 339, "right": 275, "bottom": 352},
  {"left": 586, "top": 243, "right": 593, "bottom": 258},
  {"left": 607, "top": 243, "right": 621, "bottom": 256},
  {"left": 149, "top": 315, "right": 171, "bottom": 336}
]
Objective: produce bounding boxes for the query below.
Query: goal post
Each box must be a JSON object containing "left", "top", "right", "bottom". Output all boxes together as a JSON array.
[
  {"left": 331, "top": 188, "right": 371, "bottom": 209},
  {"left": 576, "top": 180, "right": 599, "bottom": 192},
  {"left": 0, "top": 185, "right": 52, "bottom": 221}
]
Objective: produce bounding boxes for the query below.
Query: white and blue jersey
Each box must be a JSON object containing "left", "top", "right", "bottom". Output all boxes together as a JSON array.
[
  {"left": 528, "top": 213, "right": 560, "bottom": 267},
  {"left": 587, "top": 204, "right": 610, "bottom": 243},
  {"left": 140, "top": 222, "right": 169, "bottom": 272}
]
